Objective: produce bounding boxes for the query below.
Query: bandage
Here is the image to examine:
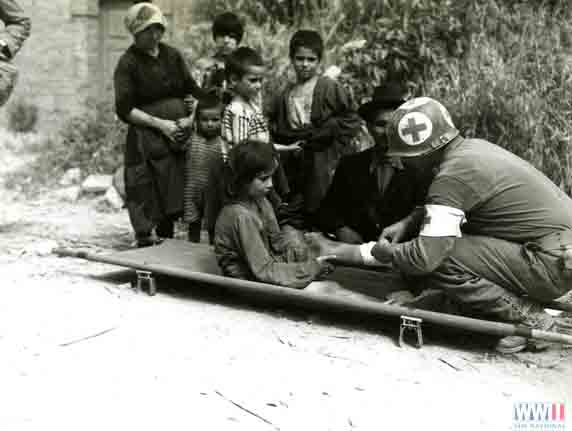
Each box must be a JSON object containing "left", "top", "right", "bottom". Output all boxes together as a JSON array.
[
  {"left": 419, "top": 204, "right": 465, "bottom": 237},
  {"left": 359, "top": 242, "right": 385, "bottom": 266}
]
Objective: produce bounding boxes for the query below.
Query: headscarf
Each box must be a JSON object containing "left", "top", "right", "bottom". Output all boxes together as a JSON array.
[{"left": 124, "top": 2, "right": 167, "bottom": 36}]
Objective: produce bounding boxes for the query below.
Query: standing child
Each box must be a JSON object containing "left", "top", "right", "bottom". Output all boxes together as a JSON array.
[
  {"left": 193, "top": 11, "right": 244, "bottom": 101},
  {"left": 214, "top": 140, "right": 331, "bottom": 288},
  {"left": 222, "top": 47, "right": 271, "bottom": 149},
  {"left": 268, "top": 30, "right": 362, "bottom": 221},
  {"left": 184, "top": 94, "right": 225, "bottom": 242},
  {"left": 220, "top": 47, "right": 294, "bottom": 209}
]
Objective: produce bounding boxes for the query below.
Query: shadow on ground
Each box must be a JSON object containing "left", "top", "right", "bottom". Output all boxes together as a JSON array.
[{"left": 84, "top": 267, "right": 498, "bottom": 354}]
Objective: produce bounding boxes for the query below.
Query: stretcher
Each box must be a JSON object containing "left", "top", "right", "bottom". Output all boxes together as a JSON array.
[{"left": 55, "top": 239, "right": 572, "bottom": 348}]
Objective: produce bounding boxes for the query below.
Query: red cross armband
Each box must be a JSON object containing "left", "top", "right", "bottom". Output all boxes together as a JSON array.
[{"left": 419, "top": 204, "right": 466, "bottom": 238}]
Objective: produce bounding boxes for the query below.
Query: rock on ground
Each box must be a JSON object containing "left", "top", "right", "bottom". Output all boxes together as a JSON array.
[
  {"left": 59, "top": 168, "right": 81, "bottom": 186},
  {"left": 93, "top": 186, "right": 124, "bottom": 213},
  {"left": 81, "top": 174, "right": 113, "bottom": 194}
]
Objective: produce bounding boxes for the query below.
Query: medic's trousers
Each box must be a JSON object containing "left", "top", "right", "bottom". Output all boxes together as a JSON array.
[{"left": 422, "top": 231, "right": 572, "bottom": 323}]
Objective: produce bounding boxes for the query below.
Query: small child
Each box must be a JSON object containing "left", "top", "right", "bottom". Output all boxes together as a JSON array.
[
  {"left": 184, "top": 94, "right": 225, "bottom": 242},
  {"left": 221, "top": 47, "right": 294, "bottom": 207},
  {"left": 204, "top": 48, "right": 281, "bottom": 242},
  {"left": 268, "top": 29, "right": 362, "bottom": 219},
  {"left": 193, "top": 12, "right": 244, "bottom": 101},
  {"left": 222, "top": 46, "right": 271, "bottom": 148},
  {"left": 213, "top": 140, "right": 331, "bottom": 288}
]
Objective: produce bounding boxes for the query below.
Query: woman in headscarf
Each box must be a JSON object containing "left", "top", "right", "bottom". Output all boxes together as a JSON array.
[{"left": 114, "top": 2, "right": 205, "bottom": 247}]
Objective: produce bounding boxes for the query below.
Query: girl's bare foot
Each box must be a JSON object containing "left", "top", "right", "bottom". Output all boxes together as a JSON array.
[{"left": 304, "top": 232, "right": 338, "bottom": 257}]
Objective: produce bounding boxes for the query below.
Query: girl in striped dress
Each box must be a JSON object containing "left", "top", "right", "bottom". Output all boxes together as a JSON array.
[{"left": 184, "top": 95, "right": 225, "bottom": 242}]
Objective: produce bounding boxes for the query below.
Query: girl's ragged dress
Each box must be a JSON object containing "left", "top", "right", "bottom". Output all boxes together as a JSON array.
[
  {"left": 184, "top": 134, "right": 224, "bottom": 228},
  {"left": 214, "top": 197, "right": 324, "bottom": 288}
]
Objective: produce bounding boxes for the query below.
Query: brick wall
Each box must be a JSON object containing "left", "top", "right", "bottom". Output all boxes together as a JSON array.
[
  {"left": 3, "top": 0, "right": 99, "bottom": 132},
  {"left": 2, "top": 0, "right": 191, "bottom": 133}
]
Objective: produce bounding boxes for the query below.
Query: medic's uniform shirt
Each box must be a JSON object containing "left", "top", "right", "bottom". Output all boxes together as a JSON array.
[{"left": 392, "top": 138, "right": 572, "bottom": 274}]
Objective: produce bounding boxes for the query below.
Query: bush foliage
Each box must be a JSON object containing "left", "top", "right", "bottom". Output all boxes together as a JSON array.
[
  {"left": 45, "top": 99, "right": 125, "bottom": 175},
  {"left": 423, "top": 0, "right": 572, "bottom": 193},
  {"left": 8, "top": 99, "right": 39, "bottom": 133},
  {"left": 5, "top": 99, "right": 126, "bottom": 194},
  {"left": 13, "top": 0, "right": 572, "bottom": 195},
  {"left": 187, "top": 0, "right": 572, "bottom": 193}
]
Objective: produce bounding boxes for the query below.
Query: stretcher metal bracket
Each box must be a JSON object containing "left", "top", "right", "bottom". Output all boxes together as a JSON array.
[
  {"left": 399, "top": 315, "right": 423, "bottom": 348},
  {"left": 135, "top": 270, "right": 157, "bottom": 296}
]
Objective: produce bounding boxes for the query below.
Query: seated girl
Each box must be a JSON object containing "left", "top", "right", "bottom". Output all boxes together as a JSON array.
[{"left": 213, "top": 140, "right": 332, "bottom": 288}]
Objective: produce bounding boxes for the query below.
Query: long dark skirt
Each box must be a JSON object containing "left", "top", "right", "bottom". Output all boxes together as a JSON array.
[{"left": 123, "top": 98, "right": 188, "bottom": 236}]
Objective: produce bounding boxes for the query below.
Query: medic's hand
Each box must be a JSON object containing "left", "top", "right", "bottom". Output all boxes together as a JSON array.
[
  {"left": 371, "top": 237, "right": 393, "bottom": 264},
  {"left": 380, "top": 219, "right": 409, "bottom": 244}
]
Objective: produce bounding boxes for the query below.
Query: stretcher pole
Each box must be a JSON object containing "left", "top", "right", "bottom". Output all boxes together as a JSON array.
[{"left": 54, "top": 247, "right": 572, "bottom": 346}]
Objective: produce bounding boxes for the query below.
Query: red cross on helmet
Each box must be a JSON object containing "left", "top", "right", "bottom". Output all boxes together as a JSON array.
[{"left": 385, "top": 97, "right": 459, "bottom": 158}]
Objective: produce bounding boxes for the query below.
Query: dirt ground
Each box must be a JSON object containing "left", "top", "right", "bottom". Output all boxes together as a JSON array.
[{"left": 1, "top": 136, "right": 571, "bottom": 431}]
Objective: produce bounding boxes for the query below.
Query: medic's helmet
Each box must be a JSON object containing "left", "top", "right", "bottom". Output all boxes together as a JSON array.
[{"left": 385, "top": 97, "right": 459, "bottom": 158}]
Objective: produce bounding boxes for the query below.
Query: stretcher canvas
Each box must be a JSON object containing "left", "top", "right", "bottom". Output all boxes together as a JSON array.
[{"left": 97, "top": 239, "right": 407, "bottom": 300}]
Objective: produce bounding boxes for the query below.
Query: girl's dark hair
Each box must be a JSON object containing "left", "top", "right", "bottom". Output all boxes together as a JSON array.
[
  {"left": 225, "top": 47, "right": 264, "bottom": 80},
  {"left": 289, "top": 30, "right": 324, "bottom": 60},
  {"left": 212, "top": 12, "right": 244, "bottom": 44},
  {"left": 224, "top": 140, "right": 276, "bottom": 197}
]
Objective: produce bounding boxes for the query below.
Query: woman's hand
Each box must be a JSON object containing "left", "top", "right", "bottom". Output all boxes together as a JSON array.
[
  {"left": 157, "top": 119, "right": 179, "bottom": 142},
  {"left": 170, "top": 118, "right": 192, "bottom": 151},
  {"left": 176, "top": 116, "right": 193, "bottom": 130}
]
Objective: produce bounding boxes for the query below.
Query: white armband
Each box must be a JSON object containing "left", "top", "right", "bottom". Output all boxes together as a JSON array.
[
  {"left": 419, "top": 204, "right": 466, "bottom": 238},
  {"left": 359, "top": 242, "right": 385, "bottom": 266}
]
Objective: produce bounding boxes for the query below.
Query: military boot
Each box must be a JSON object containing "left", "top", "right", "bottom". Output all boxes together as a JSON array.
[
  {"left": 495, "top": 302, "right": 556, "bottom": 354},
  {"left": 491, "top": 290, "right": 572, "bottom": 354}
]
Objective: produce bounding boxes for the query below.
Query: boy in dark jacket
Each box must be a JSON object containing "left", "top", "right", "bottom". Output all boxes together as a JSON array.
[{"left": 268, "top": 30, "right": 362, "bottom": 221}]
